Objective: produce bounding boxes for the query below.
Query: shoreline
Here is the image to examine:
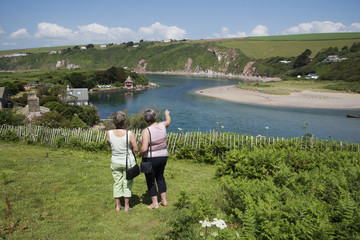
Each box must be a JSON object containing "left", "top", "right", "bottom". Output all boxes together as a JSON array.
[
  {"left": 144, "top": 71, "right": 281, "bottom": 82},
  {"left": 196, "top": 85, "right": 360, "bottom": 110},
  {"left": 89, "top": 83, "right": 159, "bottom": 93}
]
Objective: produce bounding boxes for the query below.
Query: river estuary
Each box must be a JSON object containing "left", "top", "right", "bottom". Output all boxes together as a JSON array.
[{"left": 89, "top": 74, "right": 360, "bottom": 143}]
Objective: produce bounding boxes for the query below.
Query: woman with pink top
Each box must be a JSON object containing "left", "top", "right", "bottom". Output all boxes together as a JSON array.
[{"left": 139, "top": 109, "right": 171, "bottom": 209}]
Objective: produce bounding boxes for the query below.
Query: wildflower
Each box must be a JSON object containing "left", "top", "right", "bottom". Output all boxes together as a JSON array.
[
  {"left": 177, "top": 127, "right": 183, "bottom": 131},
  {"left": 199, "top": 220, "right": 212, "bottom": 228},
  {"left": 265, "top": 126, "right": 269, "bottom": 130},
  {"left": 212, "top": 218, "right": 227, "bottom": 229}
]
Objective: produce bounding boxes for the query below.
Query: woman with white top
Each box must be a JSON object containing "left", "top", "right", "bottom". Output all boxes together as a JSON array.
[
  {"left": 107, "top": 111, "right": 138, "bottom": 212},
  {"left": 139, "top": 109, "right": 171, "bottom": 209}
]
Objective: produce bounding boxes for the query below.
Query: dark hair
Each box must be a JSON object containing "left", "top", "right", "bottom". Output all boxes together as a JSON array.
[
  {"left": 113, "top": 111, "right": 126, "bottom": 128},
  {"left": 143, "top": 108, "right": 157, "bottom": 124}
]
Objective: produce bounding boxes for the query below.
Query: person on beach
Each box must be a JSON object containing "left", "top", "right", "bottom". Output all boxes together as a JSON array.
[
  {"left": 139, "top": 109, "right": 171, "bottom": 209},
  {"left": 107, "top": 111, "right": 138, "bottom": 212}
]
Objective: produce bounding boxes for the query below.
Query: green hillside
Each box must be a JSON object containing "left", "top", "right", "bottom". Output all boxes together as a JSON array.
[{"left": 1, "top": 33, "right": 360, "bottom": 92}]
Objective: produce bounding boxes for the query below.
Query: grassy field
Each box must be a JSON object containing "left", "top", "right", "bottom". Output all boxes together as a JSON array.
[
  {"left": 0, "top": 142, "right": 221, "bottom": 239},
  {"left": 247, "top": 32, "right": 360, "bottom": 41},
  {"left": 217, "top": 38, "right": 360, "bottom": 58},
  {"left": 236, "top": 79, "right": 350, "bottom": 95}
]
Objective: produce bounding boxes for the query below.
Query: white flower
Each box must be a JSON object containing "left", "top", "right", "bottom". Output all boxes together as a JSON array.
[
  {"left": 265, "top": 126, "right": 269, "bottom": 130},
  {"left": 212, "top": 218, "right": 227, "bottom": 229},
  {"left": 177, "top": 127, "right": 183, "bottom": 131},
  {"left": 199, "top": 220, "right": 212, "bottom": 228}
]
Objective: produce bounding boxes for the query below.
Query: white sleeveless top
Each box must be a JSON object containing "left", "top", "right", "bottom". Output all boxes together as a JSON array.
[{"left": 108, "top": 130, "right": 136, "bottom": 166}]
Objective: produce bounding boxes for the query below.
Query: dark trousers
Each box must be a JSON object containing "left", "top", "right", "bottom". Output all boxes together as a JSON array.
[{"left": 144, "top": 156, "right": 167, "bottom": 196}]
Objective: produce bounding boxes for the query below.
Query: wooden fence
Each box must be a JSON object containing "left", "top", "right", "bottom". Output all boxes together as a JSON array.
[{"left": 1, "top": 124, "right": 359, "bottom": 153}]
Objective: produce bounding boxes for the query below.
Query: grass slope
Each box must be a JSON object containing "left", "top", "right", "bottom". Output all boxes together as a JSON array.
[
  {"left": 217, "top": 39, "right": 360, "bottom": 58},
  {"left": 0, "top": 142, "right": 219, "bottom": 239}
]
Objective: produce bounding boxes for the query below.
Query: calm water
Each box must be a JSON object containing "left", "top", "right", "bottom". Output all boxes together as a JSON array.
[{"left": 89, "top": 74, "right": 360, "bottom": 143}]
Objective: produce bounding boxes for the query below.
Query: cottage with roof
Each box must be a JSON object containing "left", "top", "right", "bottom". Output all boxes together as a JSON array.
[
  {"left": 124, "top": 76, "right": 134, "bottom": 89},
  {"left": 66, "top": 86, "right": 89, "bottom": 105},
  {"left": 16, "top": 92, "right": 50, "bottom": 120}
]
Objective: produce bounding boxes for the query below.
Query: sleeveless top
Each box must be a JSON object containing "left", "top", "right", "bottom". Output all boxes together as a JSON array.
[
  {"left": 139, "top": 123, "right": 168, "bottom": 158},
  {"left": 108, "top": 130, "right": 136, "bottom": 166}
]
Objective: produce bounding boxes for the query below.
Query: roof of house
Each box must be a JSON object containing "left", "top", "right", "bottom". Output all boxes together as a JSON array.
[
  {"left": 125, "top": 76, "right": 133, "bottom": 83},
  {"left": 16, "top": 105, "right": 50, "bottom": 115},
  {"left": 66, "top": 88, "right": 89, "bottom": 102}
]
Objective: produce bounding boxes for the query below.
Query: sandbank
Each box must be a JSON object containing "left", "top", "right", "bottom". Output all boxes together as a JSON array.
[{"left": 196, "top": 85, "right": 360, "bottom": 109}]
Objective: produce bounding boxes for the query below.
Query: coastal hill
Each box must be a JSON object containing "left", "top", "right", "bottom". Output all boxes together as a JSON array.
[{"left": 1, "top": 33, "right": 360, "bottom": 84}]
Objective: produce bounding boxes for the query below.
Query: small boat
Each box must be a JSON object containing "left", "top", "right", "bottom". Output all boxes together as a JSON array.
[{"left": 346, "top": 114, "right": 359, "bottom": 118}]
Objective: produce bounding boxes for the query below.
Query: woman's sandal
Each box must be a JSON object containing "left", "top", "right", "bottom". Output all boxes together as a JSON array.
[
  {"left": 116, "top": 206, "right": 124, "bottom": 212},
  {"left": 159, "top": 201, "right": 168, "bottom": 207},
  {"left": 147, "top": 204, "right": 159, "bottom": 209},
  {"left": 124, "top": 208, "right": 132, "bottom": 213}
]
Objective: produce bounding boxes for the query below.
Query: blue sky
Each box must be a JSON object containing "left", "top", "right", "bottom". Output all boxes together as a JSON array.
[{"left": 1, "top": 0, "right": 360, "bottom": 50}]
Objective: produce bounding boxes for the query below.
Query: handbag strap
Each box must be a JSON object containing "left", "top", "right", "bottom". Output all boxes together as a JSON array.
[
  {"left": 147, "top": 128, "right": 152, "bottom": 158},
  {"left": 126, "top": 130, "right": 129, "bottom": 170},
  {"left": 126, "top": 130, "right": 137, "bottom": 170}
]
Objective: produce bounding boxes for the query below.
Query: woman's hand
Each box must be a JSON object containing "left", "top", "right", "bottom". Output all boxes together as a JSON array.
[{"left": 163, "top": 109, "right": 171, "bottom": 128}]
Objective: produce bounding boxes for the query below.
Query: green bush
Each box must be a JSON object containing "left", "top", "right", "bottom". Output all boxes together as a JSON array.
[
  {"left": 0, "top": 109, "right": 25, "bottom": 125},
  {"left": 0, "top": 130, "right": 20, "bottom": 142},
  {"left": 218, "top": 148, "right": 360, "bottom": 239}
]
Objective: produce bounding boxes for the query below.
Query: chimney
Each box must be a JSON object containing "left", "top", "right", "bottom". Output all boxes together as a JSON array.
[{"left": 27, "top": 92, "right": 40, "bottom": 113}]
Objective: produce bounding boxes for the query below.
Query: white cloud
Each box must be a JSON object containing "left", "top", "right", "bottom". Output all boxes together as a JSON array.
[
  {"left": 212, "top": 25, "right": 269, "bottom": 39},
  {"left": 35, "top": 22, "right": 74, "bottom": 38},
  {"left": 78, "top": 23, "right": 110, "bottom": 34},
  {"left": 3, "top": 22, "right": 187, "bottom": 48},
  {"left": 10, "top": 28, "right": 30, "bottom": 38},
  {"left": 212, "top": 27, "right": 247, "bottom": 39},
  {"left": 77, "top": 23, "right": 136, "bottom": 42},
  {"left": 249, "top": 25, "right": 269, "bottom": 36},
  {"left": 282, "top": 21, "right": 360, "bottom": 34},
  {"left": 347, "top": 23, "right": 360, "bottom": 32},
  {"left": 138, "top": 22, "right": 186, "bottom": 40},
  {"left": 3, "top": 42, "right": 16, "bottom": 46},
  {"left": 0, "top": 27, "right": 5, "bottom": 34}
]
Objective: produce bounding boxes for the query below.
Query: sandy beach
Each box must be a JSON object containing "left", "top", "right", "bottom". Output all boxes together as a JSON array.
[{"left": 196, "top": 85, "right": 360, "bottom": 109}]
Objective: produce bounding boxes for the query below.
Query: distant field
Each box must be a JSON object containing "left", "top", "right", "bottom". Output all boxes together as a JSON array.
[
  {"left": 217, "top": 38, "right": 360, "bottom": 58},
  {"left": 212, "top": 32, "right": 360, "bottom": 58},
  {"left": 247, "top": 32, "right": 360, "bottom": 41}
]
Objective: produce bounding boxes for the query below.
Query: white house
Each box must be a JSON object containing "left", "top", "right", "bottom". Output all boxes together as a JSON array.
[
  {"left": 322, "top": 55, "right": 347, "bottom": 63},
  {"left": 100, "top": 44, "right": 107, "bottom": 48},
  {"left": 280, "top": 60, "right": 291, "bottom": 64},
  {"left": 80, "top": 46, "right": 87, "bottom": 50},
  {"left": 65, "top": 86, "right": 89, "bottom": 105},
  {"left": 306, "top": 73, "right": 319, "bottom": 79}
]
